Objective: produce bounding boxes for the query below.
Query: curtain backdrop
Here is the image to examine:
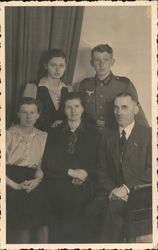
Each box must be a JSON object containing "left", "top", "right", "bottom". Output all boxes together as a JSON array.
[{"left": 5, "top": 6, "right": 84, "bottom": 127}]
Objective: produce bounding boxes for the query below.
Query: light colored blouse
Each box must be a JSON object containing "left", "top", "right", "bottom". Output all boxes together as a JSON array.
[{"left": 6, "top": 125, "right": 47, "bottom": 169}]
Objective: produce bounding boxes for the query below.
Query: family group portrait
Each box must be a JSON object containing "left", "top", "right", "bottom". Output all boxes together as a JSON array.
[{"left": 1, "top": 2, "right": 156, "bottom": 248}]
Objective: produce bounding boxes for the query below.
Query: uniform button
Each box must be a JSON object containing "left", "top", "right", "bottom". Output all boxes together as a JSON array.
[
  {"left": 100, "top": 116, "right": 104, "bottom": 119},
  {"left": 100, "top": 106, "right": 103, "bottom": 109},
  {"left": 100, "top": 83, "right": 104, "bottom": 87},
  {"left": 100, "top": 94, "right": 103, "bottom": 98}
]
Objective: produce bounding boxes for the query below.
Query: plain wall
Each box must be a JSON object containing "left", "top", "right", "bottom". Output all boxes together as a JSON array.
[{"left": 73, "top": 6, "right": 151, "bottom": 125}]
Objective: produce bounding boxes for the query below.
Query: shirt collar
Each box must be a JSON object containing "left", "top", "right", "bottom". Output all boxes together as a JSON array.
[
  {"left": 95, "top": 71, "right": 113, "bottom": 86},
  {"left": 62, "top": 121, "right": 85, "bottom": 134},
  {"left": 38, "top": 77, "right": 67, "bottom": 90},
  {"left": 13, "top": 125, "right": 37, "bottom": 139},
  {"left": 119, "top": 121, "right": 135, "bottom": 140}
]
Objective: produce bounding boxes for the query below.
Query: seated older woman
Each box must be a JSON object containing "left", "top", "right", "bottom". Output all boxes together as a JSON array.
[{"left": 42, "top": 92, "right": 100, "bottom": 243}]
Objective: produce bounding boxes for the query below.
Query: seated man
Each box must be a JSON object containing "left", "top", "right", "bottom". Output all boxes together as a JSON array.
[{"left": 98, "top": 92, "right": 152, "bottom": 243}]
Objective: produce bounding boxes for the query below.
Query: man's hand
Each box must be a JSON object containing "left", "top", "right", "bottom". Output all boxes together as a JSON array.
[
  {"left": 68, "top": 169, "right": 88, "bottom": 181},
  {"left": 72, "top": 178, "right": 83, "bottom": 185},
  {"left": 109, "top": 186, "right": 128, "bottom": 201},
  {"left": 22, "top": 178, "right": 41, "bottom": 193},
  {"left": 51, "top": 120, "right": 63, "bottom": 128}
]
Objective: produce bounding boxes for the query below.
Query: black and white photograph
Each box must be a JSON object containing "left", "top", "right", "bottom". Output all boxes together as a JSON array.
[{"left": 0, "top": 1, "right": 157, "bottom": 249}]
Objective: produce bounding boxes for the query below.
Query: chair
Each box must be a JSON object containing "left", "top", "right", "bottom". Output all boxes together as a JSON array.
[{"left": 125, "top": 183, "right": 152, "bottom": 243}]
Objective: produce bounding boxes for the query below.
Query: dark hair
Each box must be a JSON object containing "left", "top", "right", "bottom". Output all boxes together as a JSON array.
[
  {"left": 45, "top": 48, "right": 66, "bottom": 65},
  {"left": 91, "top": 44, "right": 113, "bottom": 58},
  {"left": 64, "top": 92, "right": 84, "bottom": 108},
  {"left": 114, "top": 92, "right": 139, "bottom": 104},
  {"left": 17, "top": 97, "right": 42, "bottom": 114}
]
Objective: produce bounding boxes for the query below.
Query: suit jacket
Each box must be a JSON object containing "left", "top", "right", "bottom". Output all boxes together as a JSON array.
[{"left": 98, "top": 123, "right": 152, "bottom": 195}]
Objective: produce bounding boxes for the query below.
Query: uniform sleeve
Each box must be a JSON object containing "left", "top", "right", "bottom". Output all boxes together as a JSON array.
[
  {"left": 23, "top": 83, "right": 37, "bottom": 99},
  {"left": 79, "top": 80, "right": 86, "bottom": 97},
  {"left": 126, "top": 81, "right": 149, "bottom": 127}
]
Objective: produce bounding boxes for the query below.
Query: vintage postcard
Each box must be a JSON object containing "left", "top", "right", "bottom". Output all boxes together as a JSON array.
[{"left": 0, "top": 1, "right": 157, "bottom": 249}]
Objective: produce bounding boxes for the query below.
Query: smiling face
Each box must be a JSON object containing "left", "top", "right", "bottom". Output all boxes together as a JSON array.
[
  {"left": 46, "top": 56, "right": 66, "bottom": 79},
  {"left": 91, "top": 51, "right": 115, "bottom": 80},
  {"left": 64, "top": 99, "right": 84, "bottom": 122},
  {"left": 17, "top": 104, "right": 40, "bottom": 128},
  {"left": 114, "top": 96, "right": 139, "bottom": 128}
]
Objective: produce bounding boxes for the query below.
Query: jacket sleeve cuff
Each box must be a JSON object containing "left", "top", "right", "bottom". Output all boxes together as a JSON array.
[{"left": 123, "top": 184, "right": 130, "bottom": 194}]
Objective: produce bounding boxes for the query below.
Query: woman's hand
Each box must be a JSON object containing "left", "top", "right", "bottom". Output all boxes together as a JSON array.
[
  {"left": 51, "top": 120, "right": 63, "bottom": 128},
  {"left": 13, "top": 182, "right": 26, "bottom": 190},
  {"left": 6, "top": 176, "right": 26, "bottom": 191},
  {"left": 68, "top": 169, "right": 88, "bottom": 182},
  {"left": 23, "top": 178, "right": 42, "bottom": 193}
]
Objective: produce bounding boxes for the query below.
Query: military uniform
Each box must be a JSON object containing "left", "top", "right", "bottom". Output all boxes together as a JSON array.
[{"left": 79, "top": 72, "right": 148, "bottom": 130}]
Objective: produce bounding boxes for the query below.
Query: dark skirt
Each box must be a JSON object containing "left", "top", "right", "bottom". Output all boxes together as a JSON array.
[{"left": 6, "top": 165, "right": 46, "bottom": 229}]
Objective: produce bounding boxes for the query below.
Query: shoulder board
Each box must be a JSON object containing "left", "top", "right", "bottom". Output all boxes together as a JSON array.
[{"left": 115, "top": 76, "right": 130, "bottom": 82}]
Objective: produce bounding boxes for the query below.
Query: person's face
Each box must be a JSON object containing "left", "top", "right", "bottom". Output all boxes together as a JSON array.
[
  {"left": 91, "top": 51, "right": 115, "bottom": 79},
  {"left": 114, "top": 96, "right": 139, "bottom": 128},
  {"left": 46, "top": 57, "right": 66, "bottom": 79},
  {"left": 64, "top": 99, "right": 84, "bottom": 122},
  {"left": 17, "top": 104, "right": 40, "bottom": 128}
]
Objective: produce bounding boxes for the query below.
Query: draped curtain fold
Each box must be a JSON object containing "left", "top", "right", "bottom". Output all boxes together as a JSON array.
[{"left": 5, "top": 6, "right": 84, "bottom": 127}]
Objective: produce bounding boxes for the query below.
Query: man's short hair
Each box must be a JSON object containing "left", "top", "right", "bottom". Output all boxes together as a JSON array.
[
  {"left": 114, "top": 92, "right": 139, "bottom": 104},
  {"left": 91, "top": 44, "right": 113, "bottom": 58},
  {"left": 64, "top": 92, "right": 84, "bottom": 108}
]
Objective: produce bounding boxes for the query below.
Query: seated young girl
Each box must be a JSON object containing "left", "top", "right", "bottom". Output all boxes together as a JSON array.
[
  {"left": 6, "top": 97, "right": 48, "bottom": 243},
  {"left": 23, "top": 49, "right": 72, "bottom": 131}
]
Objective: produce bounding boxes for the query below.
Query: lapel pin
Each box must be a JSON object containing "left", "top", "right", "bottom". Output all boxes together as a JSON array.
[{"left": 134, "top": 142, "right": 138, "bottom": 147}]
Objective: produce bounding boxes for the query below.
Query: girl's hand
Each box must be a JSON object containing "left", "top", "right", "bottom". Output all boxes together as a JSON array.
[
  {"left": 51, "top": 120, "right": 63, "bottom": 128},
  {"left": 14, "top": 182, "right": 26, "bottom": 191},
  {"left": 23, "top": 178, "right": 42, "bottom": 193}
]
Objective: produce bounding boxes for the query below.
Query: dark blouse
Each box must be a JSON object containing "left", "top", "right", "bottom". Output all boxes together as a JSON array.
[
  {"left": 36, "top": 86, "right": 69, "bottom": 132},
  {"left": 42, "top": 122, "right": 101, "bottom": 217}
]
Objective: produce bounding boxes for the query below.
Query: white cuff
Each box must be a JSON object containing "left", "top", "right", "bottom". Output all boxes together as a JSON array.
[{"left": 123, "top": 184, "right": 130, "bottom": 194}]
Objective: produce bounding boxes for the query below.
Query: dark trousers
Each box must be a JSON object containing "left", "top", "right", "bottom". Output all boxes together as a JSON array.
[
  {"left": 100, "top": 199, "right": 127, "bottom": 243},
  {"left": 84, "top": 195, "right": 107, "bottom": 243}
]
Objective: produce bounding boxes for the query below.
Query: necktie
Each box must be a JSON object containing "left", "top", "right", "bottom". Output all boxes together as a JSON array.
[
  {"left": 119, "top": 129, "right": 126, "bottom": 184},
  {"left": 120, "top": 129, "right": 126, "bottom": 153}
]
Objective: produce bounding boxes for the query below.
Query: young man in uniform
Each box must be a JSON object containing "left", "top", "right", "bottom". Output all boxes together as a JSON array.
[{"left": 79, "top": 44, "right": 148, "bottom": 132}]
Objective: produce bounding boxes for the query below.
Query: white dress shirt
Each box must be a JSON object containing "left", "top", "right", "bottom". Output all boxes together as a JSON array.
[{"left": 119, "top": 120, "right": 135, "bottom": 140}]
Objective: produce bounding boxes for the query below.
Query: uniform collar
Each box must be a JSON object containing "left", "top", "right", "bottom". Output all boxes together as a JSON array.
[
  {"left": 119, "top": 121, "right": 135, "bottom": 140},
  {"left": 95, "top": 71, "right": 113, "bottom": 86}
]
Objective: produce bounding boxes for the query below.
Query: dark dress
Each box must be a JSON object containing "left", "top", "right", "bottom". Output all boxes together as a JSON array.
[
  {"left": 37, "top": 85, "right": 69, "bottom": 132},
  {"left": 42, "top": 121, "right": 101, "bottom": 242}
]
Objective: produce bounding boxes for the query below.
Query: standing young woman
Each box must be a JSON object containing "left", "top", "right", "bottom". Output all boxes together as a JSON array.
[
  {"left": 23, "top": 49, "right": 72, "bottom": 131},
  {"left": 6, "top": 97, "right": 48, "bottom": 243}
]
